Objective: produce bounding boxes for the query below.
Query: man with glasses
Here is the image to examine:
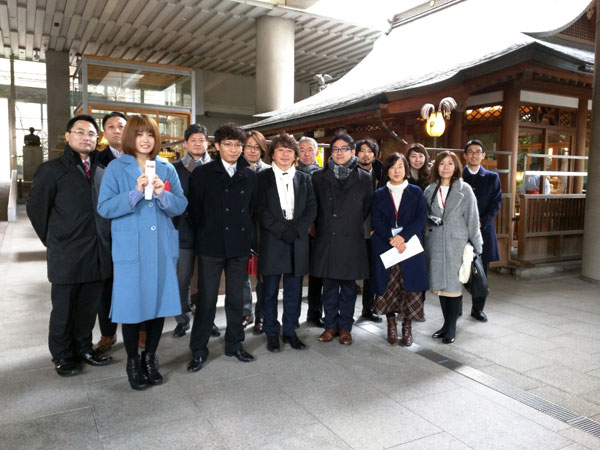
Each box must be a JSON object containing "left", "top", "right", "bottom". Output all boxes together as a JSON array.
[
  {"left": 311, "top": 132, "right": 373, "bottom": 345},
  {"left": 462, "top": 139, "right": 502, "bottom": 322},
  {"left": 186, "top": 123, "right": 258, "bottom": 372},
  {"left": 27, "top": 115, "right": 113, "bottom": 377}
]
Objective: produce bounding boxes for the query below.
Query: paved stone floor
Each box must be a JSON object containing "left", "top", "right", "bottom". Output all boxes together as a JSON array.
[{"left": 1, "top": 207, "right": 600, "bottom": 449}]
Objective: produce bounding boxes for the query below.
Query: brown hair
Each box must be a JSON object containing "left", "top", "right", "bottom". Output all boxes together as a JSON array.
[
  {"left": 382, "top": 152, "right": 409, "bottom": 183},
  {"left": 247, "top": 130, "right": 268, "bottom": 157},
  {"left": 122, "top": 115, "right": 161, "bottom": 159},
  {"left": 268, "top": 133, "right": 299, "bottom": 159},
  {"left": 406, "top": 143, "right": 430, "bottom": 180},
  {"left": 430, "top": 150, "right": 462, "bottom": 184}
]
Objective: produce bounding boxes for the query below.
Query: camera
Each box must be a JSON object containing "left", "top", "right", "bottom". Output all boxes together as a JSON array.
[{"left": 427, "top": 215, "right": 443, "bottom": 226}]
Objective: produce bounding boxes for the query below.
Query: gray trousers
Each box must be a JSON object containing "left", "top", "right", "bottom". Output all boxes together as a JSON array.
[{"left": 175, "top": 248, "right": 195, "bottom": 325}]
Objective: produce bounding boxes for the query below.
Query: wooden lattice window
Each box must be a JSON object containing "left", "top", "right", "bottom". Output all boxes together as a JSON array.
[
  {"left": 465, "top": 105, "right": 502, "bottom": 123},
  {"left": 520, "top": 105, "right": 535, "bottom": 123},
  {"left": 559, "top": 110, "right": 577, "bottom": 128}
]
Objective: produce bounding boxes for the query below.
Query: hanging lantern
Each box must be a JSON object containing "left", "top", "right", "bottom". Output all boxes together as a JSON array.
[
  {"left": 426, "top": 111, "right": 445, "bottom": 137},
  {"left": 421, "top": 97, "right": 457, "bottom": 137}
]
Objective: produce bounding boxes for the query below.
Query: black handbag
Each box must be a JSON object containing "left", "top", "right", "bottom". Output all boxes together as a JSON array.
[{"left": 464, "top": 253, "right": 489, "bottom": 298}]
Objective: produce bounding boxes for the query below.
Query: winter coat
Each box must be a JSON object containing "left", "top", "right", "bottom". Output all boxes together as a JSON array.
[
  {"left": 370, "top": 184, "right": 429, "bottom": 295},
  {"left": 462, "top": 166, "right": 502, "bottom": 267},
  {"left": 97, "top": 154, "right": 187, "bottom": 324},
  {"left": 256, "top": 169, "right": 317, "bottom": 276},
  {"left": 423, "top": 179, "right": 483, "bottom": 293},
  {"left": 310, "top": 166, "right": 372, "bottom": 280},
  {"left": 27, "top": 145, "right": 112, "bottom": 284}
]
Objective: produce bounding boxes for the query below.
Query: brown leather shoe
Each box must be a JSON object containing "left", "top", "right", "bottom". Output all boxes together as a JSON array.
[
  {"left": 242, "top": 314, "right": 254, "bottom": 327},
  {"left": 95, "top": 335, "right": 116, "bottom": 353},
  {"left": 401, "top": 319, "right": 413, "bottom": 347},
  {"left": 318, "top": 329, "right": 337, "bottom": 342},
  {"left": 386, "top": 316, "right": 399, "bottom": 346},
  {"left": 138, "top": 331, "right": 146, "bottom": 349},
  {"left": 338, "top": 330, "right": 352, "bottom": 345}
]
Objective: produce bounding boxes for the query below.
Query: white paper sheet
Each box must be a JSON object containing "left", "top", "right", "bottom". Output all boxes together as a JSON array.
[{"left": 380, "top": 235, "right": 424, "bottom": 269}]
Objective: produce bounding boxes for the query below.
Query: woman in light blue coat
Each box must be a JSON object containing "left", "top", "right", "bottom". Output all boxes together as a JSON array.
[{"left": 98, "top": 115, "right": 187, "bottom": 390}]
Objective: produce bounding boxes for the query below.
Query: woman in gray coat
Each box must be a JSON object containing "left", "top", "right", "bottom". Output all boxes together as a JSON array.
[{"left": 424, "top": 151, "right": 482, "bottom": 344}]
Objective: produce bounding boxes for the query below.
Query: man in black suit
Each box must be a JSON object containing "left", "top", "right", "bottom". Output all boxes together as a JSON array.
[
  {"left": 186, "top": 123, "right": 258, "bottom": 371},
  {"left": 27, "top": 114, "right": 113, "bottom": 376}
]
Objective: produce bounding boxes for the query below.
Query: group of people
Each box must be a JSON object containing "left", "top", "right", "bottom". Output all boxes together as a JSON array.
[{"left": 27, "top": 112, "right": 502, "bottom": 391}]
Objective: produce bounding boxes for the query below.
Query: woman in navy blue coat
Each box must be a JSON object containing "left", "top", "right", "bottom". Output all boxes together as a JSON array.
[
  {"left": 371, "top": 153, "right": 429, "bottom": 346},
  {"left": 98, "top": 115, "right": 187, "bottom": 390}
]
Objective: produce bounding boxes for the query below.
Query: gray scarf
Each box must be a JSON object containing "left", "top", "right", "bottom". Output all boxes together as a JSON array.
[
  {"left": 327, "top": 155, "right": 358, "bottom": 180},
  {"left": 297, "top": 160, "right": 320, "bottom": 176},
  {"left": 182, "top": 151, "right": 211, "bottom": 172}
]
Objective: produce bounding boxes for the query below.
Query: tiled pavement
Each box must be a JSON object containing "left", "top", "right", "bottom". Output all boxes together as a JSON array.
[{"left": 1, "top": 207, "right": 600, "bottom": 449}]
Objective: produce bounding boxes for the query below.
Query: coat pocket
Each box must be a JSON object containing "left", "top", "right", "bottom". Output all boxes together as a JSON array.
[
  {"left": 451, "top": 230, "right": 468, "bottom": 239},
  {"left": 112, "top": 231, "right": 138, "bottom": 262}
]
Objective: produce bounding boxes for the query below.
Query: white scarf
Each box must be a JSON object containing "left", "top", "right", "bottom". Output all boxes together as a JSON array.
[
  {"left": 272, "top": 164, "right": 295, "bottom": 220},
  {"left": 386, "top": 180, "right": 408, "bottom": 211}
]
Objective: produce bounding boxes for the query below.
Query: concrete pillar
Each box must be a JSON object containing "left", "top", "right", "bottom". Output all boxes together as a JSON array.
[
  {"left": 500, "top": 84, "right": 520, "bottom": 196},
  {"left": 8, "top": 57, "right": 17, "bottom": 173},
  {"left": 574, "top": 98, "right": 587, "bottom": 194},
  {"left": 581, "top": 0, "right": 600, "bottom": 281},
  {"left": 194, "top": 68, "right": 205, "bottom": 123},
  {"left": 255, "top": 16, "right": 295, "bottom": 114},
  {"left": 45, "top": 51, "right": 71, "bottom": 151}
]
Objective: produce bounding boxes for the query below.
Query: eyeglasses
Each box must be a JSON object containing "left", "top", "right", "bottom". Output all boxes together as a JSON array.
[
  {"left": 244, "top": 144, "right": 261, "bottom": 151},
  {"left": 466, "top": 150, "right": 483, "bottom": 155},
  {"left": 331, "top": 146, "right": 351, "bottom": 153},
  {"left": 71, "top": 129, "right": 98, "bottom": 139},
  {"left": 220, "top": 141, "right": 243, "bottom": 150}
]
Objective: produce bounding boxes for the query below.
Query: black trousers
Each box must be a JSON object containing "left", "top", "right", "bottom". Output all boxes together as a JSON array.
[
  {"left": 361, "top": 238, "right": 375, "bottom": 313},
  {"left": 306, "top": 275, "right": 323, "bottom": 319},
  {"left": 97, "top": 277, "right": 117, "bottom": 336},
  {"left": 49, "top": 281, "right": 103, "bottom": 361},
  {"left": 189, "top": 255, "right": 248, "bottom": 359}
]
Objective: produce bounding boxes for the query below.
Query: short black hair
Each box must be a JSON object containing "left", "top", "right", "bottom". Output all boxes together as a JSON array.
[
  {"left": 329, "top": 131, "right": 355, "bottom": 150},
  {"left": 213, "top": 122, "right": 247, "bottom": 144},
  {"left": 465, "top": 139, "right": 485, "bottom": 153},
  {"left": 67, "top": 114, "right": 99, "bottom": 133},
  {"left": 382, "top": 152, "right": 409, "bottom": 182},
  {"left": 102, "top": 111, "right": 127, "bottom": 130},
  {"left": 185, "top": 123, "right": 208, "bottom": 141},
  {"left": 356, "top": 137, "right": 379, "bottom": 158}
]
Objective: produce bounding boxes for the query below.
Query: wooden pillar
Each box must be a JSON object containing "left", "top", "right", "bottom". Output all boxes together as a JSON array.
[
  {"left": 574, "top": 98, "right": 587, "bottom": 194},
  {"left": 448, "top": 108, "right": 463, "bottom": 150},
  {"left": 500, "top": 84, "right": 520, "bottom": 196}
]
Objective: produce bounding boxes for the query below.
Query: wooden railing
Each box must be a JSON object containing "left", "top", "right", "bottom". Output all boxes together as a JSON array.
[{"left": 517, "top": 194, "right": 585, "bottom": 263}]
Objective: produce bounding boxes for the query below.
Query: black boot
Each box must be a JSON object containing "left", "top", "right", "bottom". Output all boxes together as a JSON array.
[
  {"left": 141, "top": 351, "right": 163, "bottom": 385},
  {"left": 126, "top": 356, "right": 149, "bottom": 390},
  {"left": 443, "top": 296, "right": 461, "bottom": 344},
  {"left": 458, "top": 297, "right": 463, "bottom": 317},
  {"left": 432, "top": 297, "right": 448, "bottom": 338},
  {"left": 471, "top": 296, "right": 488, "bottom": 322}
]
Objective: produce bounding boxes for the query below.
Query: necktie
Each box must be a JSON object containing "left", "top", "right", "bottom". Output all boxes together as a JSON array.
[
  {"left": 228, "top": 166, "right": 235, "bottom": 177},
  {"left": 83, "top": 160, "right": 90, "bottom": 179}
]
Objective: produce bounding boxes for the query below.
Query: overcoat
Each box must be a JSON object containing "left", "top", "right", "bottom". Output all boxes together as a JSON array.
[
  {"left": 310, "top": 166, "right": 372, "bottom": 280},
  {"left": 27, "top": 145, "right": 112, "bottom": 284},
  {"left": 256, "top": 168, "right": 317, "bottom": 276},
  {"left": 97, "top": 154, "right": 187, "bottom": 323},
  {"left": 370, "top": 184, "right": 429, "bottom": 295},
  {"left": 187, "top": 155, "right": 257, "bottom": 258},
  {"left": 462, "top": 166, "right": 502, "bottom": 267},
  {"left": 423, "top": 179, "right": 483, "bottom": 293}
]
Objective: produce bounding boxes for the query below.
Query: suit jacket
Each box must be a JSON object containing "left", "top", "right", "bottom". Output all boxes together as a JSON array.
[
  {"left": 187, "top": 155, "right": 257, "bottom": 258},
  {"left": 462, "top": 166, "right": 502, "bottom": 266},
  {"left": 256, "top": 168, "right": 317, "bottom": 276}
]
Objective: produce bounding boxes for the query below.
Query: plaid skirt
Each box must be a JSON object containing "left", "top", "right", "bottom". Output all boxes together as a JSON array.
[{"left": 374, "top": 263, "right": 424, "bottom": 320}]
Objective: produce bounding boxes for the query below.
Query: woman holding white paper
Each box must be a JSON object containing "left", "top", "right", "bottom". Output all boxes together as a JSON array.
[
  {"left": 98, "top": 115, "right": 187, "bottom": 390},
  {"left": 370, "top": 153, "right": 429, "bottom": 346}
]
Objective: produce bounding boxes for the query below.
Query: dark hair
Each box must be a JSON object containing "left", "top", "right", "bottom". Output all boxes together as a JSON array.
[
  {"left": 356, "top": 137, "right": 379, "bottom": 158},
  {"left": 382, "top": 152, "right": 409, "bottom": 183},
  {"left": 102, "top": 112, "right": 127, "bottom": 130},
  {"left": 465, "top": 139, "right": 485, "bottom": 153},
  {"left": 247, "top": 130, "right": 268, "bottom": 157},
  {"left": 430, "top": 150, "right": 462, "bottom": 184},
  {"left": 268, "top": 133, "right": 299, "bottom": 159},
  {"left": 329, "top": 131, "right": 355, "bottom": 150},
  {"left": 406, "top": 143, "right": 430, "bottom": 180},
  {"left": 213, "top": 122, "right": 247, "bottom": 144},
  {"left": 184, "top": 123, "right": 208, "bottom": 141},
  {"left": 122, "top": 115, "right": 161, "bottom": 159},
  {"left": 66, "top": 114, "right": 99, "bottom": 133}
]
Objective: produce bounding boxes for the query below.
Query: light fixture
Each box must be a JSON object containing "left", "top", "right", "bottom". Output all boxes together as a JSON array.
[
  {"left": 426, "top": 111, "right": 446, "bottom": 137},
  {"left": 33, "top": 48, "right": 40, "bottom": 61},
  {"left": 421, "top": 97, "right": 457, "bottom": 138}
]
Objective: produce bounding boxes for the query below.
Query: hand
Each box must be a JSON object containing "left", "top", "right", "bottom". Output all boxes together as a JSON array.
[
  {"left": 136, "top": 173, "right": 148, "bottom": 193},
  {"left": 152, "top": 175, "right": 165, "bottom": 195},
  {"left": 282, "top": 226, "right": 299, "bottom": 244},
  {"left": 390, "top": 235, "right": 405, "bottom": 248},
  {"left": 395, "top": 242, "right": 407, "bottom": 254}
]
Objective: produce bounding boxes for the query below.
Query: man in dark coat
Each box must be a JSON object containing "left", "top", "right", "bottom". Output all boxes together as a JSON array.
[
  {"left": 462, "top": 139, "right": 502, "bottom": 322},
  {"left": 27, "top": 114, "right": 113, "bottom": 377},
  {"left": 186, "top": 122, "right": 258, "bottom": 372},
  {"left": 311, "top": 132, "right": 373, "bottom": 345}
]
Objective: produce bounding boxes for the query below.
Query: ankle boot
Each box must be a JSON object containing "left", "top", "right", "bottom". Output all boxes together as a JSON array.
[
  {"left": 141, "top": 351, "right": 163, "bottom": 385},
  {"left": 401, "top": 319, "right": 413, "bottom": 347},
  {"left": 432, "top": 297, "right": 448, "bottom": 338},
  {"left": 126, "top": 356, "right": 148, "bottom": 390},
  {"left": 386, "top": 315, "right": 399, "bottom": 346}
]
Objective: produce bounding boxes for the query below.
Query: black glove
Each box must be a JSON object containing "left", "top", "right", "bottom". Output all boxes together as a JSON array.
[{"left": 281, "top": 226, "right": 299, "bottom": 244}]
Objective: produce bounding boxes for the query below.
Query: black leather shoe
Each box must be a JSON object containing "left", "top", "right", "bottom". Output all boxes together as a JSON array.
[
  {"left": 54, "top": 358, "right": 79, "bottom": 377},
  {"left": 306, "top": 317, "right": 324, "bottom": 328},
  {"left": 126, "top": 356, "right": 148, "bottom": 390},
  {"left": 361, "top": 311, "right": 383, "bottom": 323},
  {"left": 266, "top": 335, "right": 280, "bottom": 352},
  {"left": 141, "top": 351, "right": 163, "bottom": 385},
  {"left": 282, "top": 334, "right": 306, "bottom": 350},
  {"left": 173, "top": 323, "right": 190, "bottom": 338},
  {"left": 225, "top": 348, "right": 255, "bottom": 362},
  {"left": 187, "top": 356, "right": 205, "bottom": 372},
  {"left": 80, "top": 351, "right": 112, "bottom": 366},
  {"left": 432, "top": 328, "right": 446, "bottom": 339},
  {"left": 210, "top": 324, "right": 221, "bottom": 337},
  {"left": 442, "top": 336, "right": 455, "bottom": 344},
  {"left": 471, "top": 308, "right": 488, "bottom": 322}
]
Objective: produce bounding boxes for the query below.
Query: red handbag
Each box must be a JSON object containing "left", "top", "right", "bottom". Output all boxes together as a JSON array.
[{"left": 247, "top": 253, "right": 258, "bottom": 276}]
